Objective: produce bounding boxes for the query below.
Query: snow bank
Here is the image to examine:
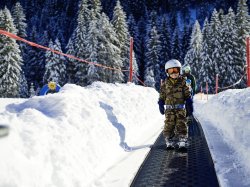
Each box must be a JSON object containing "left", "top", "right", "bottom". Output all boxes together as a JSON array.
[
  {"left": 194, "top": 88, "right": 250, "bottom": 187},
  {"left": 0, "top": 82, "right": 163, "bottom": 187}
]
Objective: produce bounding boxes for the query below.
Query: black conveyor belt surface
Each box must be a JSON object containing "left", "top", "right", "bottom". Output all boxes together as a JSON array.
[{"left": 130, "top": 117, "right": 220, "bottom": 187}]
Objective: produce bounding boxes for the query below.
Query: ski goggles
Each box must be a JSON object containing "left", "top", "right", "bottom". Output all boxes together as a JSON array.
[{"left": 167, "top": 67, "right": 180, "bottom": 74}]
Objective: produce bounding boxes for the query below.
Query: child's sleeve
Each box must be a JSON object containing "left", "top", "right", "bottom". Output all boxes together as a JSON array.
[
  {"left": 183, "top": 79, "right": 192, "bottom": 100},
  {"left": 159, "top": 82, "right": 166, "bottom": 101}
]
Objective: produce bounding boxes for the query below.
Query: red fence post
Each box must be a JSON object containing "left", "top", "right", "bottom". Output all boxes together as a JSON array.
[
  {"left": 206, "top": 82, "right": 208, "bottom": 100},
  {"left": 246, "top": 37, "right": 250, "bottom": 87},
  {"left": 129, "top": 37, "right": 134, "bottom": 82},
  {"left": 215, "top": 74, "right": 219, "bottom": 94}
]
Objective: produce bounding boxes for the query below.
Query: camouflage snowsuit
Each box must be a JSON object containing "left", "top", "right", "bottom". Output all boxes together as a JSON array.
[{"left": 159, "top": 76, "right": 191, "bottom": 139}]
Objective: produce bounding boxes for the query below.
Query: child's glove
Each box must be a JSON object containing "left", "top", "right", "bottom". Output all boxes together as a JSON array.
[
  {"left": 158, "top": 99, "right": 165, "bottom": 115},
  {"left": 186, "top": 97, "right": 193, "bottom": 116}
]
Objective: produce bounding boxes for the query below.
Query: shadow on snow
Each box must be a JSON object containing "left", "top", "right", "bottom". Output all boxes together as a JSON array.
[{"left": 99, "top": 102, "right": 152, "bottom": 152}]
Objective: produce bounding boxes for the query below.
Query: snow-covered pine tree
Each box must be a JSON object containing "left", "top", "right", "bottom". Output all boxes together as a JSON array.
[
  {"left": 85, "top": 9, "right": 100, "bottom": 85},
  {"left": 11, "top": 2, "right": 27, "bottom": 38},
  {"left": 43, "top": 39, "right": 66, "bottom": 86},
  {"left": 184, "top": 20, "right": 203, "bottom": 86},
  {"left": 73, "top": 0, "right": 91, "bottom": 86},
  {"left": 131, "top": 50, "right": 139, "bottom": 84},
  {"left": 19, "top": 72, "right": 29, "bottom": 98},
  {"left": 29, "top": 82, "right": 36, "bottom": 97},
  {"left": 65, "top": 36, "right": 76, "bottom": 83},
  {"left": 11, "top": 2, "right": 29, "bottom": 97},
  {"left": 128, "top": 14, "right": 141, "bottom": 80},
  {"left": 220, "top": 8, "right": 239, "bottom": 88},
  {"left": 199, "top": 18, "right": 214, "bottom": 93},
  {"left": 144, "top": 26, "right": 161, "bottom": 89},
  {"left": 235, "top": 0, "right": 250, "bottom": 88},
  {"left": 111, "top": 0, "right": 130, "bottom": 82},
  {"left": 97, "top": 12, "right": 124, "bottom": 83},
  {"left": 159, "top": 16, "right": 171, "bottom": 80},
  {"left": 0, "top": 8, "right": 22, "bottom": 98},
  {"left": 89, "top": 0, "right": 102, "bottom": 19},
  {"left": 209, "top": 9, "right": 223, "bottom": 90}
]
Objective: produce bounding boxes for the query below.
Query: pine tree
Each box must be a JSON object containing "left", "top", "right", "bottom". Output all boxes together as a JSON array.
[
  {"left": 11, "top": 2, "right": 27, "bottom": 38},
  {"left": 159, "top": 16, "right": 171, "bottom": 79},
  {"left": 11, "top": 2, "right": 28, "bottom": 81},
  {"left": 235, "top": 0, "right": 250, "bottom": 88},
  {"left": 144, "top": 26, "right": 161, "bottom": 89},
  {"left": 131, "top": 50, "right": 139, "bottom": 84},
  {"left": 128, "top": 14, "right": 141, "bottom": 78},
  {"left": 19, "top": 72, "right": 29, "bottom": 98},
  {"left": 133, "top": 16, "right": 146, "bottom": 82},
  {"left": 85, "top": 9, "right": 99, "bottom": 85},
  {"left": 30, "top": 83, "right": 36, "bottom": 97},
  {"left": 111, "top": 0, "right": 130, "bottom": 82},
  {"left": 65, "top": 36, "right": 76, "bottom": 83},
  {"left": 184, "top": 20, "right": 203, "bottom": 86},
  {"left": 0, "top": 8, "right": 22, "bottom": 98},
  {"left": 200, "top": 18, "right": 214, "bottom": 93},
  {"left": 210, "top": 9, "right": 223, "bottom": 87},
  {"left": 89, "top": 0, "right": 102, "bottom": 19},
  {"left": 98, "top": 12, "right": 124, "bottom": 83},
  {"left": 73, "top": 0, "right": 91, "bottom": 86},
  {"left": 43, "top": 39, "right": 66, "bottom": 86},
  {"left": 29, "top": 82, "right": 36, "bottom": 97},
  {"left": 220, "top": 8, "right": 239, "bottom": 88}
]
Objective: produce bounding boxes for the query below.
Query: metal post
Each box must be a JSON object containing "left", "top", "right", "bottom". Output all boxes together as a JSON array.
[
  {"left": 246, "top": 37, "right": 250, "bottom": 87},
  {"left": 215, "top": 74, "right": 219, "bottom": 94},
  {"left": 129, "top": 37, "right": 134, "bottom": 82},
  {"left": 206, "top": 82, "right": 208, "bottom": 100}
]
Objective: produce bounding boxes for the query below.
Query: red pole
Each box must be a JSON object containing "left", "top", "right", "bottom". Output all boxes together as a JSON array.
[
  {"left": 129, "top": 37, "right": 134, "bottom": 82},
  {"left": 206, "top": 82, "right": 208, "bottom": 100},
  {"left": 215, "top": 74, "right": 219, "bottom": 94},
  {"left": 246, "top": 37, "right": 250, "bottom": 87},
  {"left": 206, "top": 82, "right": 208, "bottom": 94}
]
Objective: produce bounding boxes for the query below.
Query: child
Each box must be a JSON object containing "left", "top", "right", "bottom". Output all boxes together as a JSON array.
[
  {"left": 182, "top": 65, "right": 196, "bottom": 95},
  {"left": 185, "top": 79, "right": 194, "bottom": 122},
  {"left": 158, "top": 59, "right": 193, "bottom": 149}
]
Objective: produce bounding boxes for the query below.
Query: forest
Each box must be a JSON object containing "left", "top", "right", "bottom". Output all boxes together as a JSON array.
[{"left": 0, "top": 0, "right": 249, "bottom": 97}]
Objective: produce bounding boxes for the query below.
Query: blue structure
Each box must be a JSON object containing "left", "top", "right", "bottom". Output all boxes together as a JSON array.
[{"left": 39, "top": 82, "right": 61, "bottom": 96}]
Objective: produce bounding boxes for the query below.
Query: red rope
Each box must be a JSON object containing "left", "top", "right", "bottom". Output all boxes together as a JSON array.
[{"left": 0, "top": 29, "right": 129, "bottom": 72}]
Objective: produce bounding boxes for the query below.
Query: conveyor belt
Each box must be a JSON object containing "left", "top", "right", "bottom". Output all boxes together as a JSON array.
[{"left": 130, "top": 117, "right": 220, "bottom": 187}]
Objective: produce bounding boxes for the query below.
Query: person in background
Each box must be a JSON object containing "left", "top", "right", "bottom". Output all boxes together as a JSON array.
[
  {"left": 182, "top": 65, "right": 196, "bottom": 95},
  {"left": 158, "top": 59, "right": 193, "bottom": 149}
]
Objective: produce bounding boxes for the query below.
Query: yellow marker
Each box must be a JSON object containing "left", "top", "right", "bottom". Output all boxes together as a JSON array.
[{"left": 48, "top": 81, "right": 57, "bottom": 90}]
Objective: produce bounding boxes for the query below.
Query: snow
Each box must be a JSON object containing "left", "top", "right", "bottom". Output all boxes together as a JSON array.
[
  {"left": 194, "top": 89, "right": 250, "bottom": 187},
  {"left": 0, "top": 82, "right": 249, "bottom": 187}
]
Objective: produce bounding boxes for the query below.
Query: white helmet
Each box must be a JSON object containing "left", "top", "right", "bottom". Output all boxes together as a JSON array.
[
  {"left": 165, "top": 59, "right": 182, "bottom": 70},
  {"left": 183, "top": 65, "right": 191, "bottom": 73}
]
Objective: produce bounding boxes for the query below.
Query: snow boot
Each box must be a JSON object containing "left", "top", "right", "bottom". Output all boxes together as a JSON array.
[
  {"left": 176, "top": 137, "right": 188, "bottom": 150},
  {"left": 165, "top": 138, "right": 175, "bottom": 149}
]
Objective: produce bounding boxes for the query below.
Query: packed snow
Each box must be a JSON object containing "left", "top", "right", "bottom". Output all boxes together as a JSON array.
[{"left": 0, "top": 82, "right": 249, "bottom": 187}]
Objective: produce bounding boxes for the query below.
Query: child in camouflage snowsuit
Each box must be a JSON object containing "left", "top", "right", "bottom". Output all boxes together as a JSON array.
[{"left": 158, "top": 59, "right": 193, "bottom": 147}]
